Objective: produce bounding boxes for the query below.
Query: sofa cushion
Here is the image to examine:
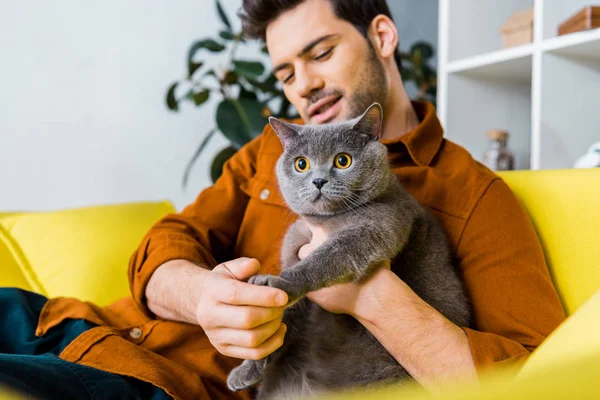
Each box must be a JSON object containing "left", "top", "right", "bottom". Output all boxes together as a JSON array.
[
  {"left": 519, "top": 290, "right": 600, "bottom": 376},
  {"left": 0, "top": 201, "right": 175, "bottom": 306}
]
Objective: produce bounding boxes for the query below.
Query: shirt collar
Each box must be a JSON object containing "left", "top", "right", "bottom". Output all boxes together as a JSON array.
[{"left": 381, "top": 101, "right": 444, "bottom": 167}]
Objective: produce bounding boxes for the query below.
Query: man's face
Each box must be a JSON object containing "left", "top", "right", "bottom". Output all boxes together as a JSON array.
[{"left": 266, "top": 0, "right": 388, "bottom": 125}]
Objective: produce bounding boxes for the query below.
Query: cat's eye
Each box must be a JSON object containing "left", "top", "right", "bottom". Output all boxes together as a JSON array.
[
  {"left": 295, "top": 157, "right": 310, "bottom": 172},
  {"left": 334, "top": 153, "right": 352, "bottom": 169}
]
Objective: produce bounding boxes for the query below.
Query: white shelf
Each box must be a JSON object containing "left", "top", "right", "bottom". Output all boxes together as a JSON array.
[
  {"left": 447, "top": 45, "right": 533, "bottom": 81},
  {"left": 543, "top": 28, "right": 600, "bottom": 59},
  {"left": 439, "top": 0, "right": 600, "bottom": 171}
]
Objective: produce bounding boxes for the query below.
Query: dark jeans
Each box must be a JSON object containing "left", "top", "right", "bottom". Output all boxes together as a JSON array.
[{"left": 0, "top": 288, "right": 171, "bottom": 400}]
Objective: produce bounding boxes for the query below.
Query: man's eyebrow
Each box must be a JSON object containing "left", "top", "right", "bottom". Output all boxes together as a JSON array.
[{"left": 272, "top": 34, "right": 340, "bottom": 75}]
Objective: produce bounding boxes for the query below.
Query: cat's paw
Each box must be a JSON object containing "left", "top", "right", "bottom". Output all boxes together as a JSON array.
[
  {"left": 248, "top": 274, "right": 289, "bottom": 291},
  {"left": 248, "top": 274, "right": 300, "bottom": 300},
  {"left": 227, "top": 360, "right": 264, "bottom": 392}
]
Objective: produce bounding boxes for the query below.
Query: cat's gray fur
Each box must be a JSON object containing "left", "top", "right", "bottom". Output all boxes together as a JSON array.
[{"left": 227, "top": 104, "right": 471, "bottom": 399}]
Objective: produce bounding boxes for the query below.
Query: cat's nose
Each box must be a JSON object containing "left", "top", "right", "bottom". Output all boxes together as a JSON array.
[{"left": 312, "top": 179, "right": 328, "bottom": 190}]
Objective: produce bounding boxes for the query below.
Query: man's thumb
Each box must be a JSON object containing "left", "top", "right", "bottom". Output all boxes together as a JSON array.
[{"left": 217, "top": 257, "right": 261, "bottom": 281}]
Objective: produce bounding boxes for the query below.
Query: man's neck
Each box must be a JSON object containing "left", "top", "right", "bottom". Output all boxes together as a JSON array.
[{"left": 381, "top": 76, "right": 420, "bottom": 141}]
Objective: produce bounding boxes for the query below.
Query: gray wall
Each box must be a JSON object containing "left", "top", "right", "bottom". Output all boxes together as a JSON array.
[{"left": 389, "top": 0, "right": 439, "bottom": 98}]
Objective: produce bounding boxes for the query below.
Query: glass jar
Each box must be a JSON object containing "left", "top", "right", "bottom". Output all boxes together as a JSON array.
[{"left": 482, "top": 129, "right": 515, "bottom": 171}]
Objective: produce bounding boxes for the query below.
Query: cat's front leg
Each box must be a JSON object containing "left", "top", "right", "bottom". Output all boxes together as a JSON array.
[{"left": 279, "top": 225, "right": 395, "bottom": 294}]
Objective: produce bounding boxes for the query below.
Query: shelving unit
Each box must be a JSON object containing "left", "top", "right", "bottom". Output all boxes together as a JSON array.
[{"left": 438, "top": 0, "right": 600, "bottom": 170}]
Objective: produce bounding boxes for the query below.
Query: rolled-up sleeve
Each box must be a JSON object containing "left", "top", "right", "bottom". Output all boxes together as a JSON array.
[
  {"left": 457, "top": 178, "right": 566, "bottom": 373},
  {"left": 128, "top": 132, "right": 265, "bottom": 317}
]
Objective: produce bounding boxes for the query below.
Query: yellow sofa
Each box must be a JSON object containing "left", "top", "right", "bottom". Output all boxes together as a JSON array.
[{"left": 1, "top": 169, "right": 599, "bottom": 399}]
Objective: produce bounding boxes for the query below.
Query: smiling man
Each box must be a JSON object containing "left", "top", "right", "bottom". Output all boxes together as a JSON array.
[{"left": 0, "top": 1, "right": 566, "bottom": 399}]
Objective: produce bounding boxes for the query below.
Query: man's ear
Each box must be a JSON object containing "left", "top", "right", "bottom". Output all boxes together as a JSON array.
[
  {"left": 352, "top": 103, "right": 383, "bottom": 140},
  {"left": 269, "top": 117, "right": 300, "bottom": 149},
  {"left": 368, "top": 15, "right": 399, "bottom": 60}
]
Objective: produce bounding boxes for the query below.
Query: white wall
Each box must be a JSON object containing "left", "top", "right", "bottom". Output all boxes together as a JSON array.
[
  {"left": 0, "top": 0, "right": 249, "bottom": 212},
  {"left": 0, "top": 0, "right": 438, "bottom": 212}
]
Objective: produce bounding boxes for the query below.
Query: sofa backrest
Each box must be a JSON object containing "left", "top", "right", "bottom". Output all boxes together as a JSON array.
[
  {"left": 498, "top": 169, "right": 600, "bottom": 315},
  {"left": 0, "top": 201, "right": 175, "bottom": 306}
]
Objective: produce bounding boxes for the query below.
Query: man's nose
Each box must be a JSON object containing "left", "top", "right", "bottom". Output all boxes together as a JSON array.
[
  {"left": 295, "top": 65, "right": 324, "bottom": 99},
  {"left": 312, "top": 179, "right": 328, "bottom": 190}
]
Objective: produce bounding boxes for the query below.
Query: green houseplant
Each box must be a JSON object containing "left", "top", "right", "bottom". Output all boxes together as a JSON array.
[{"left": 166, "top": 1, "right": 437, "bottom": 187}]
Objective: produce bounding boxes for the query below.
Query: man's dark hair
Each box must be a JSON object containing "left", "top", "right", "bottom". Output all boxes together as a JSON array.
[{"left": 239, "top": 0, "right": 402, "bottom": 70}]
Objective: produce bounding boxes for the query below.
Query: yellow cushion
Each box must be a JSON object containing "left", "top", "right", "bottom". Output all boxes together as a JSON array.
[
  {"left": 0, "top": 229, "right": 33, "bottom": 291},
  {"left": 498, "top": 169, "right": 600, "bottom": 315},
  {"left": 0, "top": 201, "right": 175, "bottom": 306},
  {"left": 316, "top": 350, "right": 600, "bottom": 400},
  {"left": 519, "top": 290, "right": 600, "bottom": 375}
]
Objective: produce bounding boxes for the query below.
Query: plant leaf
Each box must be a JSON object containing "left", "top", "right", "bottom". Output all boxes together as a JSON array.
[
  {"left": 166, "top": 82, "right": 179, "bottom": 111},
  {"left": 215, "top": 0, "right": 232, "bottom": 30},
  {"left": 219, "top": 30, "right": 236, "bottom": 41},
  {"left": 182, "top": 128, "right": 218, "bottom": 188},
  {"left": 422, "top": 65, "right": 436, "bottom": 82},
  {"left": 203, "top": 70, "right": 218, "bottom": 79},
  {"left": 233, "top": 60, "right": 265, "bottom": 79},
  {"left": 245, "top": 77, "right": 280, "bottom": 94},
  {"left": 410, "top": 42, "right": 434, "bottom": 60},
  {"left": 239, "top": 85, "right": 258, "bottom": 101},
  {"left": 192, "top": 90, "right": 210, "bottom": 106},
  {"left": 210, "top": 146, "right": 238, "bottom": 183},
  {"left": 188, "top": 39, "right": 226, "bottom": 65},
  {"left": 216, "top": 99, "right": 267, "bottom": 149},
  {"left": 188, "top": 61, "right": 203, "bottom": 78},
  {"left": 223, "top": 70, "right": 238, "bottom": 84},
  {"left": 401, "top": 69, "right": 416, "bottom": 83}
]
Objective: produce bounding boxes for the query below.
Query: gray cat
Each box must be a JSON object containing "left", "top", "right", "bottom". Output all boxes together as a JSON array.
[{"left": 227, "top": 103, "right": 471, "bottom": 399}]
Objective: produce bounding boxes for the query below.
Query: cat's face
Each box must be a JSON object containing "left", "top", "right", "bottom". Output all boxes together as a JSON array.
[{"left": 272, "top": 103, "right": 390, "bottom": 216}]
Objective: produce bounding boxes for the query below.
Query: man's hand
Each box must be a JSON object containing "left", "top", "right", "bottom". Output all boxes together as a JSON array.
[
  {"left": 197, "top": 258, "right": 288, "bottom": 360},
  {"left": 296, "top": 232, "right": 476, "bottom": 390},
  {"left": 146, "top": 258, "right": 288, "bottom": 361},
  {"left": 306, "top": 261, "right": 391, "bottom": 316},
  {"left": 298, "top": 231, "right": 391, "bottom": 316}
]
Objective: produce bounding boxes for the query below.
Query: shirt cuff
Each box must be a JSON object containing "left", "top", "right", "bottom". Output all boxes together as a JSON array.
[
  {"left": 128, "top": 233, "right": 217, "bottom": 319},
  {"left": 461, "top": 327, "right": 532, "bottom": 377}
]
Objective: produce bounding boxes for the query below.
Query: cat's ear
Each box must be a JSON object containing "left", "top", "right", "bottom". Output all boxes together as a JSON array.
[
  {"left": 352, "top": 103, "right": 383, "bottom": 140},
  {"left": 269, "top": 117, "right": 299, "bottom": 149}
]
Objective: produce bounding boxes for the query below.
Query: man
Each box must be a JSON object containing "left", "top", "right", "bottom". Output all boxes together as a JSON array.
[{"left": 0, "top": 0, "right": 565, "bottom": 399}]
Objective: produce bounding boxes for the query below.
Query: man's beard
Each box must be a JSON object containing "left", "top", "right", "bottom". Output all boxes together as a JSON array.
[{"left": 346, "top": 46, "right": 388, "bottom": 119}]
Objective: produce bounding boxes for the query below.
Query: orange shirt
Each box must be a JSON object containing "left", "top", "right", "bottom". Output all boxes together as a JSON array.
[{"left": 35, "top": 102, "right": 565, "bottom": 400}]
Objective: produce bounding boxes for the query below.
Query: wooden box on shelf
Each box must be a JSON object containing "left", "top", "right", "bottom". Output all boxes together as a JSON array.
[
  {"left": 500, "top": 8, "right": 534, "bottom": 48},
  {"left": 558, "top": 6, "right": 600, "bottom": 36}
]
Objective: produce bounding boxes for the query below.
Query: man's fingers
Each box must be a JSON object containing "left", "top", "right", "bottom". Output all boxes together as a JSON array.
[
  {"left": 216, "top": 257, "right": 261, "bottom": 281},
  {"left": 217, "top": 279, "right": 288, "bottom": 307},
  {"left": 213, "top": 303, "right": 286, "bottom": 329},
  {"left": 222, "top": 323, "right": 287, "bottom": 360},
  {"left": 217, "top": 317, "right": 283, "bottom": 348}
]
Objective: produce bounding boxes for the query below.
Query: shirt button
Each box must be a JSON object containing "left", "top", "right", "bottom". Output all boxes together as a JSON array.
[
  {"left": 259, "top": 189, "right": 270, "bottom": 200},
  {"left": 129, "top": 327, "right": 142, "bottom": 340}
]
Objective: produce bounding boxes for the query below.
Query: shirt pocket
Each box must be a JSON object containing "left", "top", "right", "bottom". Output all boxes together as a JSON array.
[
  {"left": 236, "top": 177, "right": 296, "bottom": 274},
  {"left": 239, "top": 176, "right": 288, "bottom": 208}
]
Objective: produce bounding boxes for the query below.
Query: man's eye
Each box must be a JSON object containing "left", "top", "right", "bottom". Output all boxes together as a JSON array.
[
  {"left": 283, "top": 72, "right": 295, "bottom": 84},
  {"left": 314, "top": 48, "right": 333, "bottom": 61}
]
